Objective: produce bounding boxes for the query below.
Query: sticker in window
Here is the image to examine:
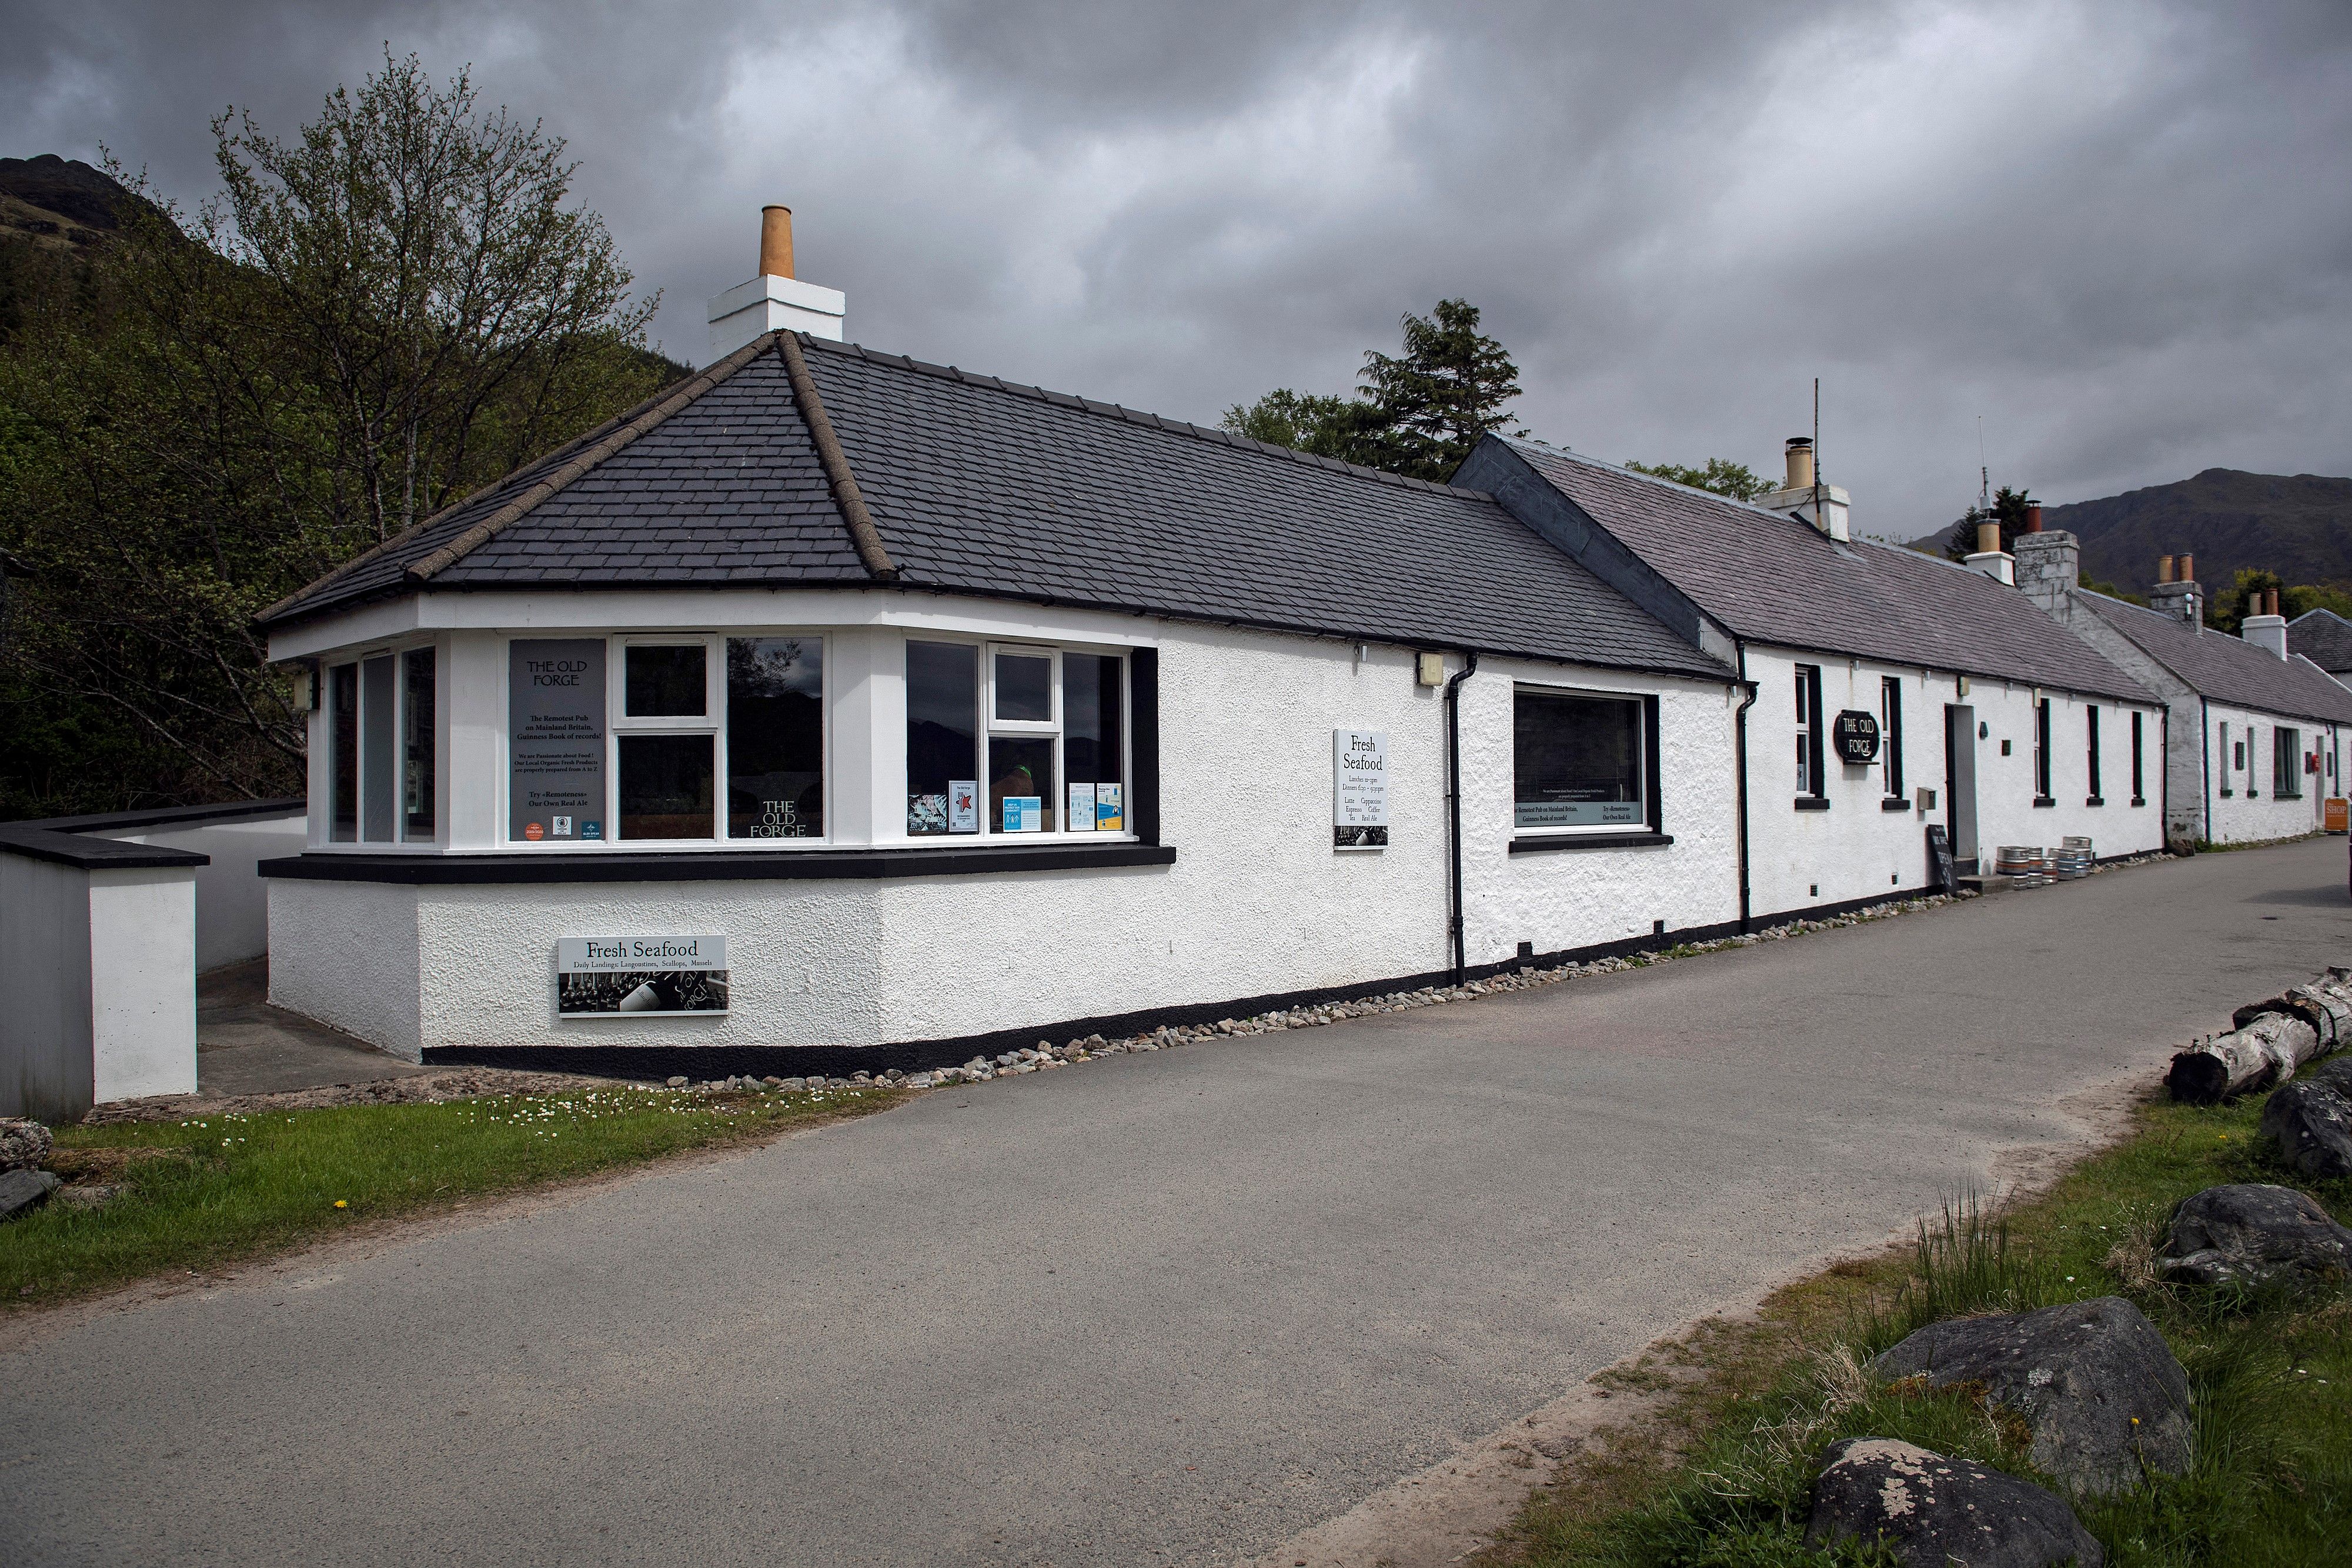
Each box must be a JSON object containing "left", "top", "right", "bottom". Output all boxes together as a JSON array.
[{"left": 1067, "top": 782, "right": 1097, "bottom": 831}]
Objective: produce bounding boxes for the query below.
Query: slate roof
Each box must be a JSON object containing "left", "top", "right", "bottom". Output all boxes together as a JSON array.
[
  {"left": 2286, "top": 609, "right": 2352, "bottom": 676},
  {"left": 1496, "top": 439, "right": 2157, "bottom": 705},
  {"left": 2082, "top": 593, "right": 2352, "bottom": 723},
  {"left": 261, "top": 334, "right": 1729, "bottom": 681}
]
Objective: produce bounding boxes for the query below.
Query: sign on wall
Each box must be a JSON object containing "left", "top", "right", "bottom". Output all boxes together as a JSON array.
[
  {"left": 510, "top": 640, "right": 607, "bottom": 842},
  {"left": 1832, "top": 710, "right": 1882, "bottom": 765},
  {"left": 556, "top": 935, "right": 728, "bottom": 1016},
  {"left": 1333, "top": 728, "right": 1389, "bottom": 849}
]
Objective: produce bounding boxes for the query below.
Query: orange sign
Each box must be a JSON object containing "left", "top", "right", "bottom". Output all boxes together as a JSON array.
[
  {"left": 2326, "top": 798, "right": 2347, "bottom": 834},
  {"left": 524, "top": 820, "right": 546, "bottom": 841}
]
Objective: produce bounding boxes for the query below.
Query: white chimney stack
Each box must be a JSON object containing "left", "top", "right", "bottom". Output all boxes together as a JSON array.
[
  {"left": 2244, "top": 586, "right": 2288, "bottom": 659},
  {"left": 1755, "top": 437, "right": 1851, "bottom": 542},
  {"left": 707, "top": 205, "right": 845, "bottom": 359}
]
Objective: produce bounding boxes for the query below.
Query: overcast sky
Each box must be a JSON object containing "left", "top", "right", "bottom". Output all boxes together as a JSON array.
[{"left": 8, "top": 0, "right": 2348, "bottom": 541}]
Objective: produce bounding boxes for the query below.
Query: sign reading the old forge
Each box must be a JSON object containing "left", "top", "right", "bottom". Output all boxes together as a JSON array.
[{"left": 556, "top": 936, "right": 729, "bottom": 1017}]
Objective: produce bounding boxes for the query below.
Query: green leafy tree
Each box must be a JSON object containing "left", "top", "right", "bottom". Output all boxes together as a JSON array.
[
  {"left": 0, "top": 54, "right": 677, "bottom": 815},
  {"left": 1942, "top": 485, "right": 2037, "bottom": 563},
  {"left": 1624, "top": 458, "right": 1770, "bottom": 503},
  {"left": 1222, "top": 298, "right": 1522, "bottom": 482}
]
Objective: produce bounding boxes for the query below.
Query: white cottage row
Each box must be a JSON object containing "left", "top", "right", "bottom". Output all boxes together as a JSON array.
[{"left": 246, "top": 228, "right": 2274, "bottom": 1074}]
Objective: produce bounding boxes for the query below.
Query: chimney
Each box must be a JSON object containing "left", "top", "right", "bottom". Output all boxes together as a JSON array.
[
  {"left": 2149, "top": 552, "right": 2201, "bottom": 632},
  {"left": 1965, "top": 521, "right": 2016, "bottom": 586},
  {"left": 2023, "top": 503, "right": 2043, "bottom": 533},
  {"left": 2013, "top": 527, "right": 2079, "bottom": 614},
  {"left": 2244, "top": 586, "right": 2288, "bottom": 659},
  {"left": 707, "top": 203, "right": 846, "bottom": 359},
  {"left": 1756, "top": 436, "right": 1851, "bottom": 541}
]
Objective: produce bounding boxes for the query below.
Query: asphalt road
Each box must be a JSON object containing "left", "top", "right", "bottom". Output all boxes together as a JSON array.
[{"left": 7, "top": 839, "right": 2349, "bottom": 1566}]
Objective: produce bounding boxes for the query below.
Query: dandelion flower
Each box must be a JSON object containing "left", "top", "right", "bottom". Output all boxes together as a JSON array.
[{"left": 333, "top": 1199, "right": 349, "bottom": 1209}]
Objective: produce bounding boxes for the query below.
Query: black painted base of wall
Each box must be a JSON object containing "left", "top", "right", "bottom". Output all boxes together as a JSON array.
[{"left": 420, "top": 890, "right": 1949, "bottom": 1082}]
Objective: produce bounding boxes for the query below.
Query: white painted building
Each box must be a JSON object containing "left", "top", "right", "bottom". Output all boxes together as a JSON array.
[
  {"left": 1454, "top": 437, "right": 2170, "bottom": 919},
  {"left": 2017, "top": 535, "right": 2352, "bottom": 844}
]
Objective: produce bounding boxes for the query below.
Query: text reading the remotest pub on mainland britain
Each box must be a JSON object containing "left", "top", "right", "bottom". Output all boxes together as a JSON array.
[{"left": 510, "top": 639, "right": 607, "bottom": 843}]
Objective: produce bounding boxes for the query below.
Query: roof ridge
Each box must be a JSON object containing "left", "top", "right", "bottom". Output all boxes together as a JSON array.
[
  {"left": 796, "top": 335, "right": 1491, "bottom": 500},
  {"left": 1504, "top": 434, "right": 1801, "bottom": 524},
  {"left": 403, "top": 333, "right": 780, "bottom": 584},
  {"left": 774, "top": 333, "right": 896, "bottom": 581}
]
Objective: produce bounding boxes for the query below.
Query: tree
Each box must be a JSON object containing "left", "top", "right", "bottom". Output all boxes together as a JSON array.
[
  {"left": 0, "top": 54, "right": 676, "bottom": 815},
  {"left": 1624, "top": 457, "right": 1769, "bottom": 502},
  {"left": 1942, "top": 485, "right": 2037, "bottom": 563},
  {"left": 1222, "top": 298, "right": 1522, "bottom": 483}
]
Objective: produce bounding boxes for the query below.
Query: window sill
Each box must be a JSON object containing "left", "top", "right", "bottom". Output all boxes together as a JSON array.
[
  {"left": 1509, "top": 831, "right": 1673, "bottom": 853},
  {"left": 2277, "top": 794, "right": 2304, "bottom": 801},
  {"left": 2085, "top": 796, "right": 2104, "bottom": 807},
  {"left": 1880, "top": 797, "right": 1911, "bottom": 813},
  {"left": 2220, "top": 791, "right": 2234, "bottom": 798},
  {"left": 258, "top": 842, "right": 1177, "bottom": 885},
  {"left": 2032, "top": 797, "right": 2057, "bottom": 808},
  {"left": 1793, "top": 797, "right": 1830, "bottom": 812},
  {"left": 2130, "top": 797, "right": 2147, "bottom": 807}
]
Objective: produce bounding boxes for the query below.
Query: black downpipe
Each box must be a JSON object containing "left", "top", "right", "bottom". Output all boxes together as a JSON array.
[
  {"left": 1445, "top": 650, "right": 1480, "bottom": 985},
  {"left": 1732, "top": 640, "right": 1759, "bottom": 933}
]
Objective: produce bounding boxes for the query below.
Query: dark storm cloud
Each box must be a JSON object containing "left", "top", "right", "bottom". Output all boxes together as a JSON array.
[{"left": 5, "top": 1, "right": 2347, "bottom": 540}]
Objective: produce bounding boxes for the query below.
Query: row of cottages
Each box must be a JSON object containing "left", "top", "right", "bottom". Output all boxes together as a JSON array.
[
  {"left": 251, "top": 229, "right": 2177, "bottom": 1071},
  {"left": 2016, "top": 535, "right": 2352, "bottom": 842}
]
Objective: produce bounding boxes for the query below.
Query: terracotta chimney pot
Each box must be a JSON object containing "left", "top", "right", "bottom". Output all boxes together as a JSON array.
[
  {"left": 2023, "top": 503, "right": 2043, "bottom": 533},
  {"left": 2157, "top": 554, "right": 2176, "bottom": 584},
  {"left": 760, "top": 205, "right": 795, "bottom": 280},
  {"left": 1977, "top": 521, "right": 2002, "bottom": 556},
  {"left": 2177, "top": 553, "right": 2194, "bottom": 584}
]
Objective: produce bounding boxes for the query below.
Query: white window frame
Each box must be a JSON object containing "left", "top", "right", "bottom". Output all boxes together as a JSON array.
[
  {"left": 985, "top": 643, "right": 1062, "bottom": 735},
  {"left": 1510, "top": 680, "right": 1651, "bottom": 838},
  {"left": 1794, "top": 665, "right": 1819, "bottom": 795},
  {"left": 894, "top": 637, "right": 1130, "bottom": 843},
  {"left": 320, "top": 637, "right": 442, "bottom": 850}
]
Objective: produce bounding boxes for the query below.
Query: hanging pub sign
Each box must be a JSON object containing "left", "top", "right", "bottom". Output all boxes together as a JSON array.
[
  {"left": 1832, "top": 709, "right": 1882, "bottom": 765},
  {"left": 1333, "top": 728, "right": 1389, "bottom": 849},
  {"left": 556, "top": 935, "right": 729, "bottom": 1016}
]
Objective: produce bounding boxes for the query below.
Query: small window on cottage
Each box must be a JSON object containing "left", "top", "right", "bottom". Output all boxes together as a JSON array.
[
  {"left": 1880, "top": 676, "right": 1903, "bottom": 798},
  {"left": 2033, "top": 697, "right": 2053, "bottom": 801},
  {"left": 726, "top": 638, "right": 823, "bottom": 838},
  {"left": 2220, "top": 722, "right": 2234, "bottom": 796},
  {"left": 1514, "top": 688, "right": 1646, "bottom": 830},
  {"left": 2086, "top": 705, "right": 2102, "bottom": 803},
  {"left": 614, "top": 639, "right": 716, "bottom": 840},
  {"left": 402, "top": 647, "right": 436, "bottom": 840},
  {"left": 2131, "top": 710, "right": 2145, "bottom": 801},
  {"left": 625, "top": 644, "right": 707, "bottom": 718},
  {"left": 1063, "top": 652, "right": 1125, "bottom": 832},
  {"left": 619, "top": 735, "right": 715, "bottom": 840},
  {"left": 907, "top": 641, "right": 980, "bottom": 835},
  {"left": 2275, "top": 727, "right": 2301, "bottom": 798},
  {"left": 1794, "top": 666, "right": 1823, "bottom": 796}
]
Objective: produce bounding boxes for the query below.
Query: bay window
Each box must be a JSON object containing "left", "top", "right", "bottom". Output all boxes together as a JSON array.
[
  {"left": 1514, "top": 686, "right": 1649, "bottom": 832},
  {"left": 324, "top": 644, "right": 439, "bottom": 846},
  {"left": 904, "top": 640, "right": 1125, "bottom": 838}
]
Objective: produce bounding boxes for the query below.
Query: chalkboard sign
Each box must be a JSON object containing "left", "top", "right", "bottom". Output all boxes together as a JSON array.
[{"left": 1926, "top": 823, "right": 1957, "bottom": 895}]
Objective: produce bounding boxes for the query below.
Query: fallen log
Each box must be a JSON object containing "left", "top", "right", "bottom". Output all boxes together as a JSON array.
[{"left": 2167, "top": 1013, "right": 2320, "bottom": 1105}]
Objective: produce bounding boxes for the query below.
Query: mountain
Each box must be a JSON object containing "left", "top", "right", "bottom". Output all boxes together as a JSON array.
[
  {"left": 0, "top": 154, "right": 137, "bottom": 250},
  {"left": 1910, "top": 469, "right": 2352, "bottom": 594}
]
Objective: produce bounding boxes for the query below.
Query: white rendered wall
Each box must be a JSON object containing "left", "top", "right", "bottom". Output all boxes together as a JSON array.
[
  {"left": 269, "top": 619, "right": 1742, "bottom": 1055},
  {"left": 2201, "top": 703, "right": 2337, "bottom": 844},
  {"left": 0, "top": 853, "right": 95, "bottom": 1119},
  {"left": 1742, "top": 647, "right": 2165, "bottom": 918},
  {"left": 116, "top": 814, "right": 306, "bottom": 970},
  {"left": 87, "top": 868, "right": 198, "bottom": 1101}
]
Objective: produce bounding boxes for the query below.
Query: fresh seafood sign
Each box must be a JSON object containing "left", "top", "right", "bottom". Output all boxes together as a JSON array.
[{"left": 556, "top": 936, "right": 729, "bottom": 1016}]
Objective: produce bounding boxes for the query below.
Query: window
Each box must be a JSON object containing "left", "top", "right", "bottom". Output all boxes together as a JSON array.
[
  {"left": 2219, "top": 722, "right": 2233, "bottom": 796},
  {"left": 616, "top": 643, "right": 715, "bottom": 841},
  {"left": 1795, "top": 666, "right": 1823, "bottom": 797},
  {"left": 2086, "top": 705, "right": 2102, "bottom": 803},
  {"left": 726, "top": 638, "right": 823, "bottom": 838},
  {"left": 329, "top": 663, "right": 359, "bottom": 842},
  {"left": 2275, "top": 726, "right": 2302, "bottom": 798},
  {"left": 906, "top": 641, "right": 979, "bottom": 835},
  {"left": 904, "top": 640, "right": 1124, "bottom": 838},
  {"left": 2130, "top": 710, "right": 2145, "bottom": 803},
  {"left": 326, "top": 650, "right": 437, "bottom": 845},
  {"left": 1515, "top": 687, "right": 1647, "bottom": 830},
  {"left": 2245, "top": 726, "right": 2259, "bottom": 796},
  {"left": 1880, "top": 676, "right": 1904, "bottom": 798},
  {"left": 2033, "top": 697, "right": 2053, "bottom": 801},
  {"left": 402, "top": 647, "right": 436, "bottom": 840}
]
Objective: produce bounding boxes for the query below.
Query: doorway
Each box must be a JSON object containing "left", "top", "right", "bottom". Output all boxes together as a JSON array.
[{"left": 1945, "top": 704, "right": 1979, "bottom": 874}]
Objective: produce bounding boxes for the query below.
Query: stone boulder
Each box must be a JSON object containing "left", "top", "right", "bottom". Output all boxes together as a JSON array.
[
  {"left": 2159, "top": 1183, "right": 2352, "bottom": 1287},
  {"left": 2259, "top": 1080, "right": 2352, "bottom": 1179},
  {"left": 0, "top": 1116, "right": 54, "bottom": 1172},
  {"left": 0, "top": 1167, "right": 62, "bottom": 1222},
  {"left": 1872, "top": 1296, "right": 2190, "bottom": 1495},
  {"left": 1805, "top": 1438, "right": 2103, "bottom": 1567},
  {"left": 2304, "top": 1054, "right": 2352, "bottom": 1098}
]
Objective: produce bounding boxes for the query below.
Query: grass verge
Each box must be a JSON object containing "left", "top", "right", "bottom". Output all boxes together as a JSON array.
[
  {"left": 1482, "top": 1087, "right": 2352, "bottom": 1566},
  {"left": 2, "top": 1082, "right": 900, "bottom": 1313}
]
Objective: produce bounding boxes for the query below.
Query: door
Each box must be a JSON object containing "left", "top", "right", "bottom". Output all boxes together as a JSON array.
[{"left": 1945, "top": 704, "right": 1979, "bottom": 872}]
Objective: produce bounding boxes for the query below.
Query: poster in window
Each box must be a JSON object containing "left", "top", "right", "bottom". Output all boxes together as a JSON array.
[
  {"left": 949, "top": 781, "right": 978, "bottom": 833},
  {"left": 1333, "top": 728, "right": 1389, "bottom": 849},
  {"left": 1066, "top": 782, "right": 1097, "bottom": 832},
  {"left": 510, "top": 640, "right": 606, "bottom": 842},
  {"left": 1095, "top": 781, "right": 1124, "bottom": 832},
  {"left": 556, "top": 936, "right": 728, "bottom": 1017},
  {"left": 1003, "top": 795, "right": 1043, "bottom": 833}
]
